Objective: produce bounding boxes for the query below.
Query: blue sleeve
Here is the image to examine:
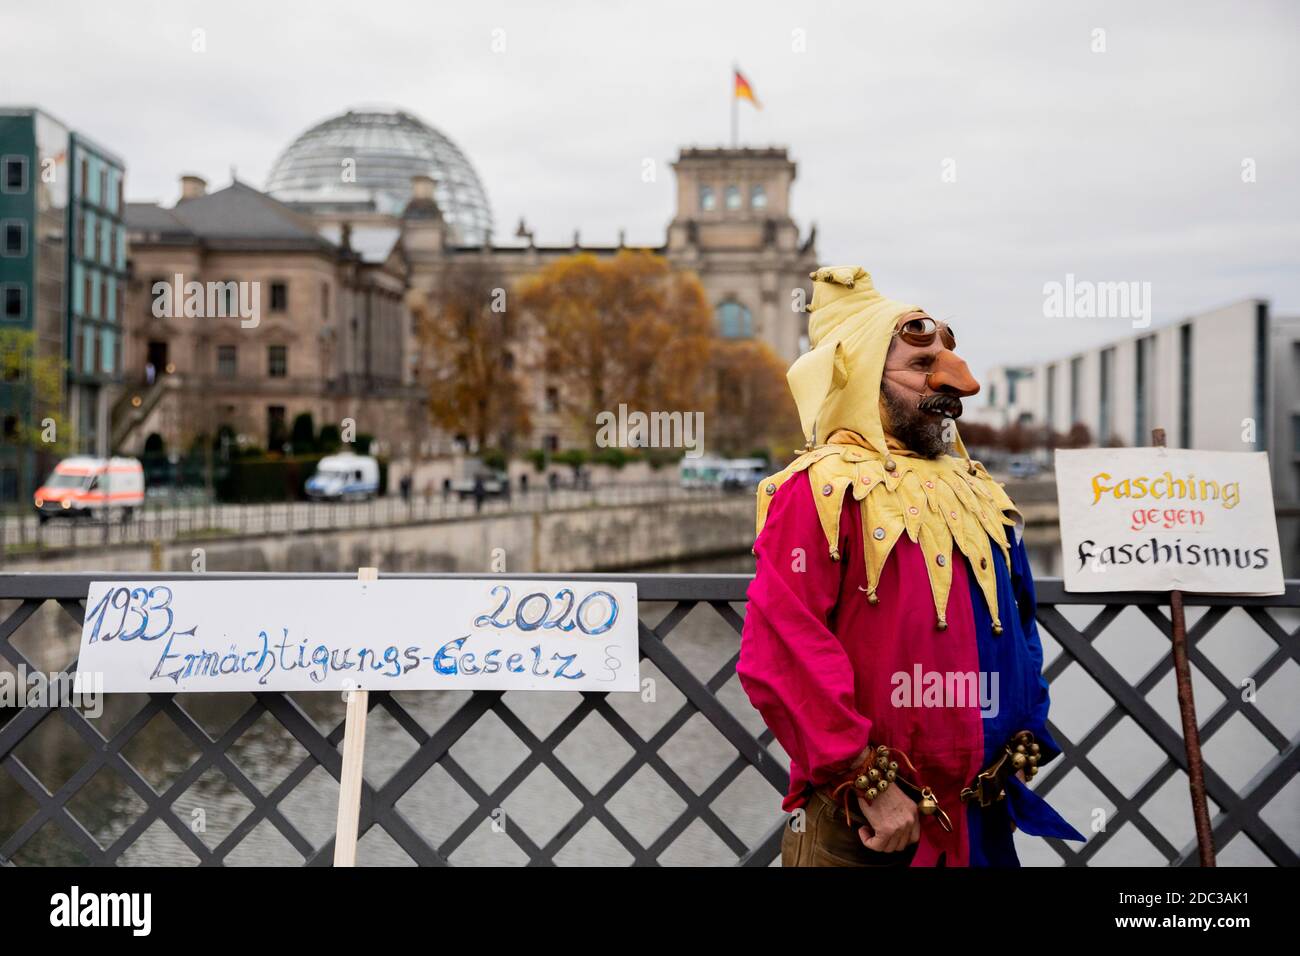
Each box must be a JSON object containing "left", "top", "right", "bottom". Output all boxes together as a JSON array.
[{"left": 1009, "top": 534, "right": 1063, "bottom": 766}]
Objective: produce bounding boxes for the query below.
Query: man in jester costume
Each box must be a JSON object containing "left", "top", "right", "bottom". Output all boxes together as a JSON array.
[{"left": 737, "top": 266, "right": 1085, "bottom": 867}]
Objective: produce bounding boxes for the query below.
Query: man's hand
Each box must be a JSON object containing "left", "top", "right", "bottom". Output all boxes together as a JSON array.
[{"left": 855, "top": 780, "right": 920, "bottom": 852}]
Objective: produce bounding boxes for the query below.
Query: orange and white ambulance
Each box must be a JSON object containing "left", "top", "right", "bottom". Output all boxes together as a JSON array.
[{"left": 33, "top": 456, "right": 145, "bottom": 522}]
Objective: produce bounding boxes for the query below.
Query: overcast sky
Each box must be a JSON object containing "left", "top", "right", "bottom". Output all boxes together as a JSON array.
[{"left": 5, "top": 0, "right": 1297, "bottom": 385}]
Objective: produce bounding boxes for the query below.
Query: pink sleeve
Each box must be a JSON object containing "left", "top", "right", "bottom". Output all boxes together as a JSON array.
[{"left": 737, "top": 471, "right": 873, "bottom": 785}]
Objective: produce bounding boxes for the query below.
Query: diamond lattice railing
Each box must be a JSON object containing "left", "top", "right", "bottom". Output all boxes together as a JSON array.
[
  {"left": 1031, "top": 596, "right": 1300, "bottom": 866},
  {"left": 0, "top": 573, "right": 1296, "bottom": 866}
]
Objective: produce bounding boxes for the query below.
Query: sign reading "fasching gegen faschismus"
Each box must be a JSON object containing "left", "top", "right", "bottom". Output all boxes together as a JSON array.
[
  {"left": 76, "top": 579, "right": 640, "bottom": 693},
  {"left": 1055, "top": 447, "right": 1284, "bottom": 595}
]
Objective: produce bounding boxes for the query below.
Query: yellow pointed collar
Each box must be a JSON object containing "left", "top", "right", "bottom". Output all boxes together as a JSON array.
[{"left": 755, "top": 430, "right": 1021, "bottom": 632}]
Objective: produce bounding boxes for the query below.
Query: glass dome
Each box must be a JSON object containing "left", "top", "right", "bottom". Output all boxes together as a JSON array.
[{"left": 265, "top": 108, "right": 493, "bottom": 245}]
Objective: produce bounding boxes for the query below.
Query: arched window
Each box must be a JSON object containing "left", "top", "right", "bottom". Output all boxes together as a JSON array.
[
  {"left": 699, "top": 185, "right": 716, "bottom": 211},
  {"left": 716, "top": 301, "right": 753, "bottom": 339},
  {"left": 724, "top": 185, "right": 742, "bottom": 210},
  {"left": 750, "top": 184, "right": 767, "bottom": 209}
]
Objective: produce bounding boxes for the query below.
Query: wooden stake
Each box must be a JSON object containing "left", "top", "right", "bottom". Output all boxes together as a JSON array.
[
  {"left": 1152, "top": 429, "right": 1216, "bottom": 866},
  {"left": 333, "top": 566, "right": 377, "bottom": 867}
]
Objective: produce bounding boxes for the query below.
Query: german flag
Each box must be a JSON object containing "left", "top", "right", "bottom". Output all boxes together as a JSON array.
[{"left": 734, "top": 68, "right": 760, "bottom": 108}]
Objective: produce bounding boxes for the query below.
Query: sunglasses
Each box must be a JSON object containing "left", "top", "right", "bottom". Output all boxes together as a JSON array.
[{"left": 892, "top": 316, "right": 956, "bottom": 350}]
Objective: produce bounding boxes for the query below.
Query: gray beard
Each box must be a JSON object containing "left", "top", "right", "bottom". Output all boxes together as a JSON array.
[{"left": 880, "top": 381, "right": 952, "bottom": 459}]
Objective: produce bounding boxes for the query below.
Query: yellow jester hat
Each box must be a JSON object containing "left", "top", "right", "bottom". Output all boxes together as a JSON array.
[{"left": 754, "top": 266, "right": 1021, "bottom": 633}]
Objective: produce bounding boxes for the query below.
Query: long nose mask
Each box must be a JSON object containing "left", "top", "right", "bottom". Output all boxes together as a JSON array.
[
  {"left": 927, "top": 350, "right": 980, "bottom": 397},
  {"left": 883, "top": 315, "right": 981, "bottom": 399}
]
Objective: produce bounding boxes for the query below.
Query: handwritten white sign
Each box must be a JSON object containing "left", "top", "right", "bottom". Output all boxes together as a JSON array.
[
  {"left": 76, "top": 579, "right": 640, "bottom": 693},
  {"left": 1055, "top": 447, "right": 1284, "bottom": 595}
]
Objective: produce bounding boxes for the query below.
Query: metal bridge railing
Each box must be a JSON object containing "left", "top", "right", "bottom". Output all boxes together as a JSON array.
[
  {"left": 0, "top": 573, "right": 1296, "bottom": 866},
  {"left": 0, "top": 483, "right": 737, "bottom": 561}
]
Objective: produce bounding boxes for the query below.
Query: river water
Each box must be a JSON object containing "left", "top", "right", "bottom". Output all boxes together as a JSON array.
[{"left": 2, "top": 524, "right": 1297, "bottom": 866}]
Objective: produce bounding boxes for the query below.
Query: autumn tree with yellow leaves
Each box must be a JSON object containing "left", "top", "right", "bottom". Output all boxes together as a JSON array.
[
  {"left": 410, "top": 263, "right": 532, "bottom": 454},
  {"left": 415, "top": 249, "right": 801, "bottom": 460},
  {"left": 708, "top": 338, "right": 803, "bottom": 459},
  {"left": 516, "top": 251, "right": 718, "bottom": 451}
]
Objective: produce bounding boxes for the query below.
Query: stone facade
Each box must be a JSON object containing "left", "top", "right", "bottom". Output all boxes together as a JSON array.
[
  {"left": 118, "top": 118, "right": 819, "bottom": 459},
  {"left": 666, "top": 148, "right": 816, "bottom": 365},
  {"left": 120, "top": 178, "right": 424, "bottom": 458},
  {"left": 372, "top": 149, "right": 818, "bottom": 453}
]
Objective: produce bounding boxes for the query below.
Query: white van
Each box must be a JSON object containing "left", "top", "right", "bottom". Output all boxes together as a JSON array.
[
  {"left": 680, "top": 457, "right": 767, "bottom": 491},
  {"left": 34, "top": 456, "right": 145, "bottom": 522},
  {"left": 305, "top": 453, "right": 380, "bottom": 501}
]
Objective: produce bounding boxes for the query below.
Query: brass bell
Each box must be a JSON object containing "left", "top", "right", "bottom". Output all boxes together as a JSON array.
[
  {"left": 918, "top": 789, "right": 939, "bottom": 816},
  {"left": 855, "top": 774, "right": 871, "bottom": 790},
  {"left": 877, "top": 745, "right": 889, "bottom": 756},
  {"left": 1012, "top": 753, "right": 1027, "bottom": 769},
  {"left": 992, "top": 623, "right": 1003, "bottom": 635},
  {"left": 868, "top": 768, "right": 880, "bottom": 781},
  {"left": 867, "top": 787, "right": 879, "bottom": 800},
  {"left": 877, "top": 757, "right": 889, "bottom": 771},
  {"left": 936, "top": 618, "right": 948, "bottom": 631},
  {"left": 867, "top": 591, "right": 879, "bottom": 606},
  {"left": 888, "top": 761, "right": 898, "bottom": 772},
  {"left": 1015, "top": 744, "right": 1027, "bottom": 754},
  {"left": 885, "top": 769, "right": 896, "bottom": 781},
  {"left": 1029, "top": 743, "right": 1040, "bottom": 755},
  {"left": 877, "top": 779, "right": 889, "bottom": 792}
]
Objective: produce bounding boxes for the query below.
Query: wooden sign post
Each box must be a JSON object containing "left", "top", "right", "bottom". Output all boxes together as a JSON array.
[
  {"left": 1055, "top": 435, "right": 1284, "bottom": 866},
  {"left": 1150, "top": 429, "right": 1215, "bottom": 867},
  {"left": 75, "top": 573, "right": 640, "bottom": 868},
  {"left": 333, "top": 566, "right": 376, "bottom": 868}
]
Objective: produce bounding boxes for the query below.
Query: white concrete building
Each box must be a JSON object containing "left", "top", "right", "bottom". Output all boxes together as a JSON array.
[
  {"left": 978, "top": 366, "right": 1039, "bottom": 428},
  {"left": 1269, "top": 313, "right": 1300, "bottom": 504},
  {"left": 983, "top": 299, "right": 1300, "bottom": 502}
]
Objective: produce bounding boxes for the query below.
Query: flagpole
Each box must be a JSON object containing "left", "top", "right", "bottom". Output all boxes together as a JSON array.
[{"left": 730, "top": 63, "right": 737, "bottom": 148}]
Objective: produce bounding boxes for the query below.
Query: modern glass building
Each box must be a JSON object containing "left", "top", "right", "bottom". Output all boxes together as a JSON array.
[{"left": 0, "top": 107, "right": 126, "bottom": 502}]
